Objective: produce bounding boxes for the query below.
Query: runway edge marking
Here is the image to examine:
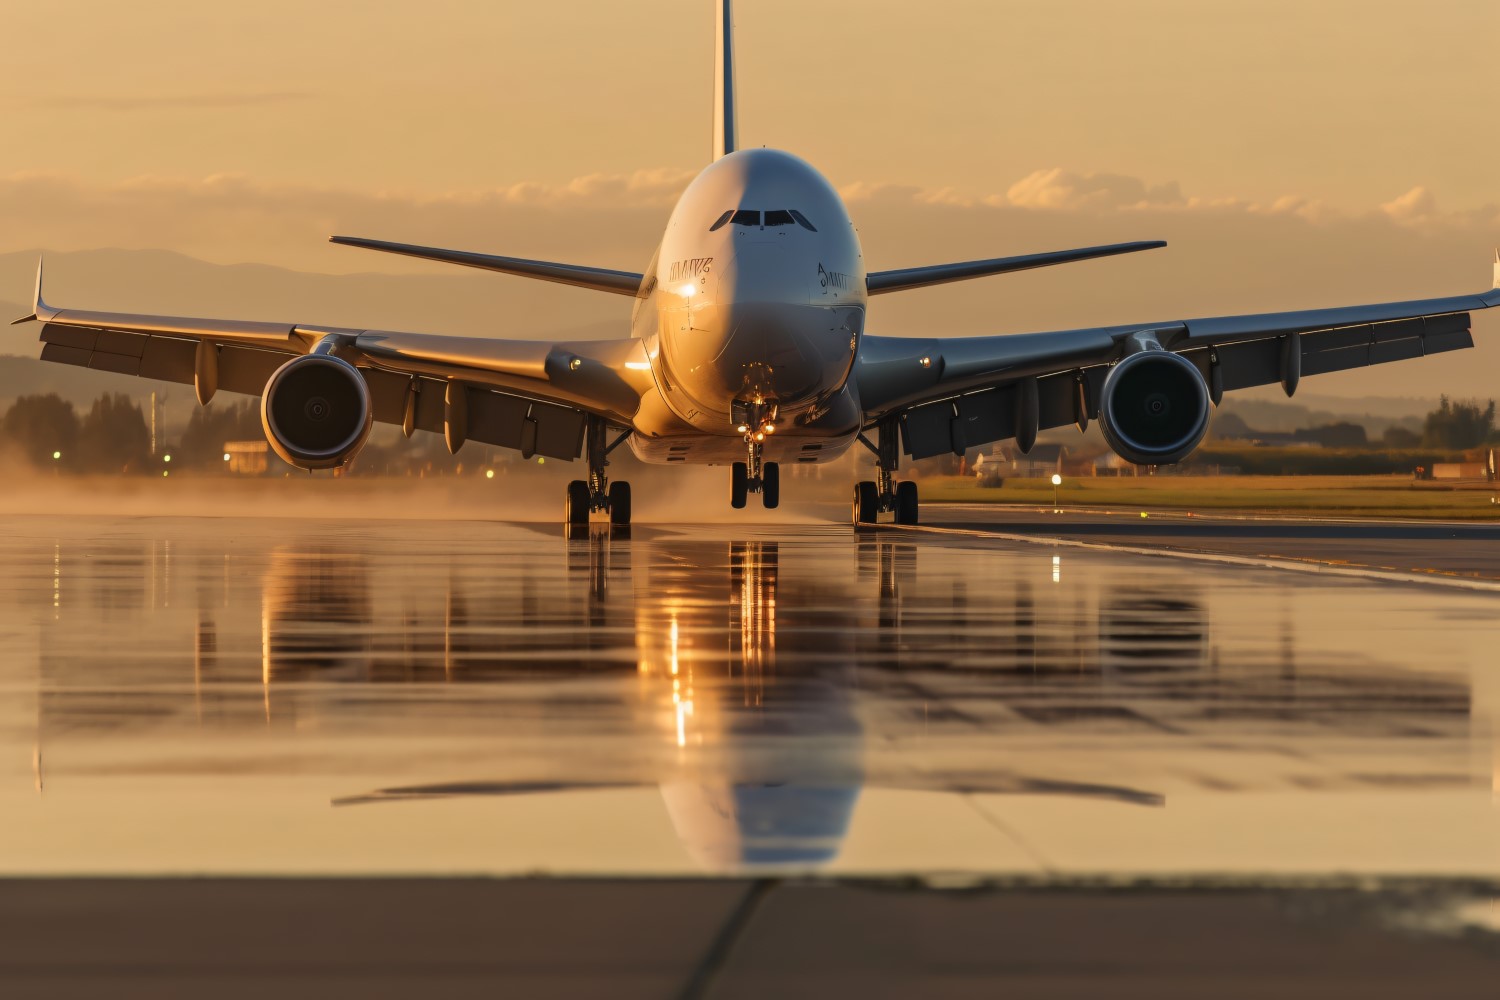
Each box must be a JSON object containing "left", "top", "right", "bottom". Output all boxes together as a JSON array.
[{"left": 892, "top": 523, "right": 1500, "bottom": 594}]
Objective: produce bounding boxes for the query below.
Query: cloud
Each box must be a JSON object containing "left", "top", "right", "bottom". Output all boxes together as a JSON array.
[
  {"left": 30, "top": 91, "right": 314, "bottom": 112},
  {"left": 1002, "top": 168, "right": 1185, "bottom": 211},
  {"left": 0, "top": 166, "right": 1495, "bottom": 278}
]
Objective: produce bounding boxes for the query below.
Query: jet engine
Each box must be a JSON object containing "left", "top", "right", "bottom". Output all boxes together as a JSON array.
[
  {"left": 1098, "top": 350, "right": 1211, "bottom": 466},
  {"left": 260, "top": 354, "right": 374, "bottom": 470}
]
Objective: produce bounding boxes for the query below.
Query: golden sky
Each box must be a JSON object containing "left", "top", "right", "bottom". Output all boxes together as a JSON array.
[{"left": 0, "top": 0, "right": 1497, "bottom": 399}]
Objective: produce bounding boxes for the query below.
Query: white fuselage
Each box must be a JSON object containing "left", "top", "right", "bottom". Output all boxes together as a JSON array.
[{"left": 628, "top": 149, "right": 868, "bottom": 466}]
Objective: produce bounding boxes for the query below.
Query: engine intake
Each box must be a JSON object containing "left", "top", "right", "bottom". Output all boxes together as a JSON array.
[
  {"left": 260, "top": 354, "right": 373, "bottom": 470},
  {"left": 1098, "top": 350, "right": 1211, "bottom": 466}
]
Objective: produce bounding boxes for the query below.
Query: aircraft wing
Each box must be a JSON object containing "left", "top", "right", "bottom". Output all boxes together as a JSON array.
[
  {"left": 856, "top": 278, "right": 1500, "bottom": 460},
  {"left": 17, "top": 261, "right": 655, "bottom": 461}
]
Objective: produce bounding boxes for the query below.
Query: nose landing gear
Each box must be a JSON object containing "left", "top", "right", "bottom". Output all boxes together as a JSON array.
[
  {"left": 565, "top": 417, "right": 632, "bottom": 528},
  {"left": 731, "top": 437, "right": 780, "bottom": 509},
  {"left": 853, "top": 417, "right": 919, "bottom": 527}
]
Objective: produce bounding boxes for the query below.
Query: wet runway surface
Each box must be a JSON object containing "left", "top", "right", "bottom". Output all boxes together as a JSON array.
[
  {"left": 2, "top": 514, "right": 1498, "bottom": 878},
  {"left": 4, "top": 513, "right": 1500, "bottom": 995},
  {"left": 922, "top": 504, "right": 1500, "bottom": 582}
]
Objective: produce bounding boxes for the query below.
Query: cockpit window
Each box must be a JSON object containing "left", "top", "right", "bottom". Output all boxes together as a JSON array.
[
  {"left": 789, "top": 210, "right": 817, "bottom": 232},
  {"left": 713, "top": 208, "right": 816, "bottom": 231}
]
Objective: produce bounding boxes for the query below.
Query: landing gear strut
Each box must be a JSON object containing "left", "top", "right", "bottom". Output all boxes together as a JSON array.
[
  {"left": 853, "top": 417, "right": 918, "bottom": 527},
  {"left": 731, "top": 436, "right": 779, "bottom": 510},
  {"left": 565, "top": 417, "right": 631, "bottom": 527}
]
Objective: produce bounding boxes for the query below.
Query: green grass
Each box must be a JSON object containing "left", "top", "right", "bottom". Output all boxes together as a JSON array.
[{"left": 919, "top": 475, "right": 1500, "bottom": 521}]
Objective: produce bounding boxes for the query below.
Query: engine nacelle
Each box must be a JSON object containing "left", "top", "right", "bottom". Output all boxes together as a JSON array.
[
  {"left": 1098, "top": 350, "right": 1211, "bottom": 466},
  {"left": 260, "top": 354, "right": 374, "bottom": 470}
]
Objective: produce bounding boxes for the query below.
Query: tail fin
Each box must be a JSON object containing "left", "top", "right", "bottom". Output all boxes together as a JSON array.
[{"left": 713, "top": 0, "right": 738, "bottom": 160}]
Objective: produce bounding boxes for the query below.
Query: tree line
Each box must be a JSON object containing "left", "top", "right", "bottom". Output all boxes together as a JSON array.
[{"left": 0, "top": 392, "right": 508, "bottom": 476}]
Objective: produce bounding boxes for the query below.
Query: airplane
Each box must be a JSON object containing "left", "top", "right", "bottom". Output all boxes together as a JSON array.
[{"left": 16, "top": 0, "right": 1500, "bottom": 528}]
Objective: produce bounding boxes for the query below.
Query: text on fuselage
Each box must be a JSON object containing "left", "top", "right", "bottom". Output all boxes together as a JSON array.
[{"left": 668, "top": 258, "right": 714, "bottom": 282}]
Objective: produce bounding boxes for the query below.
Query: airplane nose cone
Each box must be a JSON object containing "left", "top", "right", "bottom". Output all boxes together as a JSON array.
[{"left": 708, "top": 247, "right": 825, "bottom": 400}]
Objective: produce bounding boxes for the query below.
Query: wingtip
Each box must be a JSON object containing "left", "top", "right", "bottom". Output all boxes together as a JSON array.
[{"left": 30, "top": 253, "right": 57, "bottom": 322}]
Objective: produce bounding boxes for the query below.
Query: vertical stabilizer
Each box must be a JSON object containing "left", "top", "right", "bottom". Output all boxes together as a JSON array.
[{"left": 713, "top": 0, "right": 738, "bottom": 160}]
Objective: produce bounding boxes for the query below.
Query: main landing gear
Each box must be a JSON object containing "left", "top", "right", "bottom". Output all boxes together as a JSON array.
[
  {"left": 730, "top": 437, "right": 780, "bottom": 510},
  {"left": 566, "top": 417, "right": 632, "bottom": 528},
  {"left": 852, "top": 418, "right": 919, "bottom": 527}
]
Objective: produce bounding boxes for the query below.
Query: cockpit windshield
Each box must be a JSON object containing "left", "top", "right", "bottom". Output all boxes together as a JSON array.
[{"left": 709, "top": 209, "right": 817, "bottom": 232}]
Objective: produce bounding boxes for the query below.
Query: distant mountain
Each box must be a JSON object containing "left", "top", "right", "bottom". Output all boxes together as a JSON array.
[{"left": 1215, "top": 397, "right": 1429, "bottom": 436}]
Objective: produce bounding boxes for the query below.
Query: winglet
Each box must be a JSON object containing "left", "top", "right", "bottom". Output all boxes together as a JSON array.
[
  {"left": 1493, "top": 248, "right": 1499, "bottom": 289},
  {"left": 10, "top": 254, "right": 56, "bottom": 325}
]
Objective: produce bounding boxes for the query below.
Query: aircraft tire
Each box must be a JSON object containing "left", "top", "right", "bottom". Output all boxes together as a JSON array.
[
  {"left": 895, "top": 480, "right": 919, "bottom": 525},
  {"left": 762, "top": 462, "right": 780, "bottom": 509},
  {"left": 731, "top": 462, "right": 748, "bottom": 509},
  {"left": 565, "top": 480, "right": 590, "bottom": 525},
  {"left": 609, "top": 481, "right": 632, "bottom": 526},
  {"left": 853, "top": 480, "right": 878, "bottom": 525}
]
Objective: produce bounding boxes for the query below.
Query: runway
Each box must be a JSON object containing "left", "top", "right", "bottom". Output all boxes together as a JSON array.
[
  {"left": 2, "top": 511, "right": 1499, "bottom": 994},
  {"left": 3, "top": 511, "right": 1498, "bottom": 876}
]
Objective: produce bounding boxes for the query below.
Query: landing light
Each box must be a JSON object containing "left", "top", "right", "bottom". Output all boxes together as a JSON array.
[
  {"left": 764, "top": 423, "right": 776, "bottom": 434},
  {"left": 736, "top": 424, "right": 749, "bottom": 433},
  {"left": 679, "top": 284, "right": 695, "bottom": 297}
]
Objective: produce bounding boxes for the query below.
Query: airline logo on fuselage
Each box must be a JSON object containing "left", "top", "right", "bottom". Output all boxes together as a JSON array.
[
  {"left": 818, "top": 263, "right": 849, "bottom": 290},
  {"left": 668, "top": 258, "right": 713, "bottom": 282}
]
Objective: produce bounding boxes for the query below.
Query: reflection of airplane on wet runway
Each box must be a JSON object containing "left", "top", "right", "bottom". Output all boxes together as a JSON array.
[
  {"left": 24, "top": 528, "right": 1475, "bottom": 870},
  {"left": 335, "top": 534, "right": 1170, "bottom": 868},
  {"left": 18, "top": 1, "right": 1500, "bottom": 527}
]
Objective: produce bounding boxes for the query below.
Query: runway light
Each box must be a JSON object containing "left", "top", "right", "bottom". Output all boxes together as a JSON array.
[
  {"left": 163, "top": 454, "right": 172, "bottom": 463},
  {"left": 1051, "top": 474, "right": 1062, "bottom": 486},
  {"left": 162, "top": 470, "right": 169, "bottom": 478},
  {"left": 1140, "top": 511, "right": 1148, "bottom": 518},
  {"left": 537, "top": 457, "right": 545, "bottom": 464},
  {"left": 222, "top": 453, "right": 231, "bottom": 462},
  {"left": 51, "top": 451, "right": 60, "bottom": 460},
  {"left": 485, "top": 469, "right": 494, "bottom": 479}
]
